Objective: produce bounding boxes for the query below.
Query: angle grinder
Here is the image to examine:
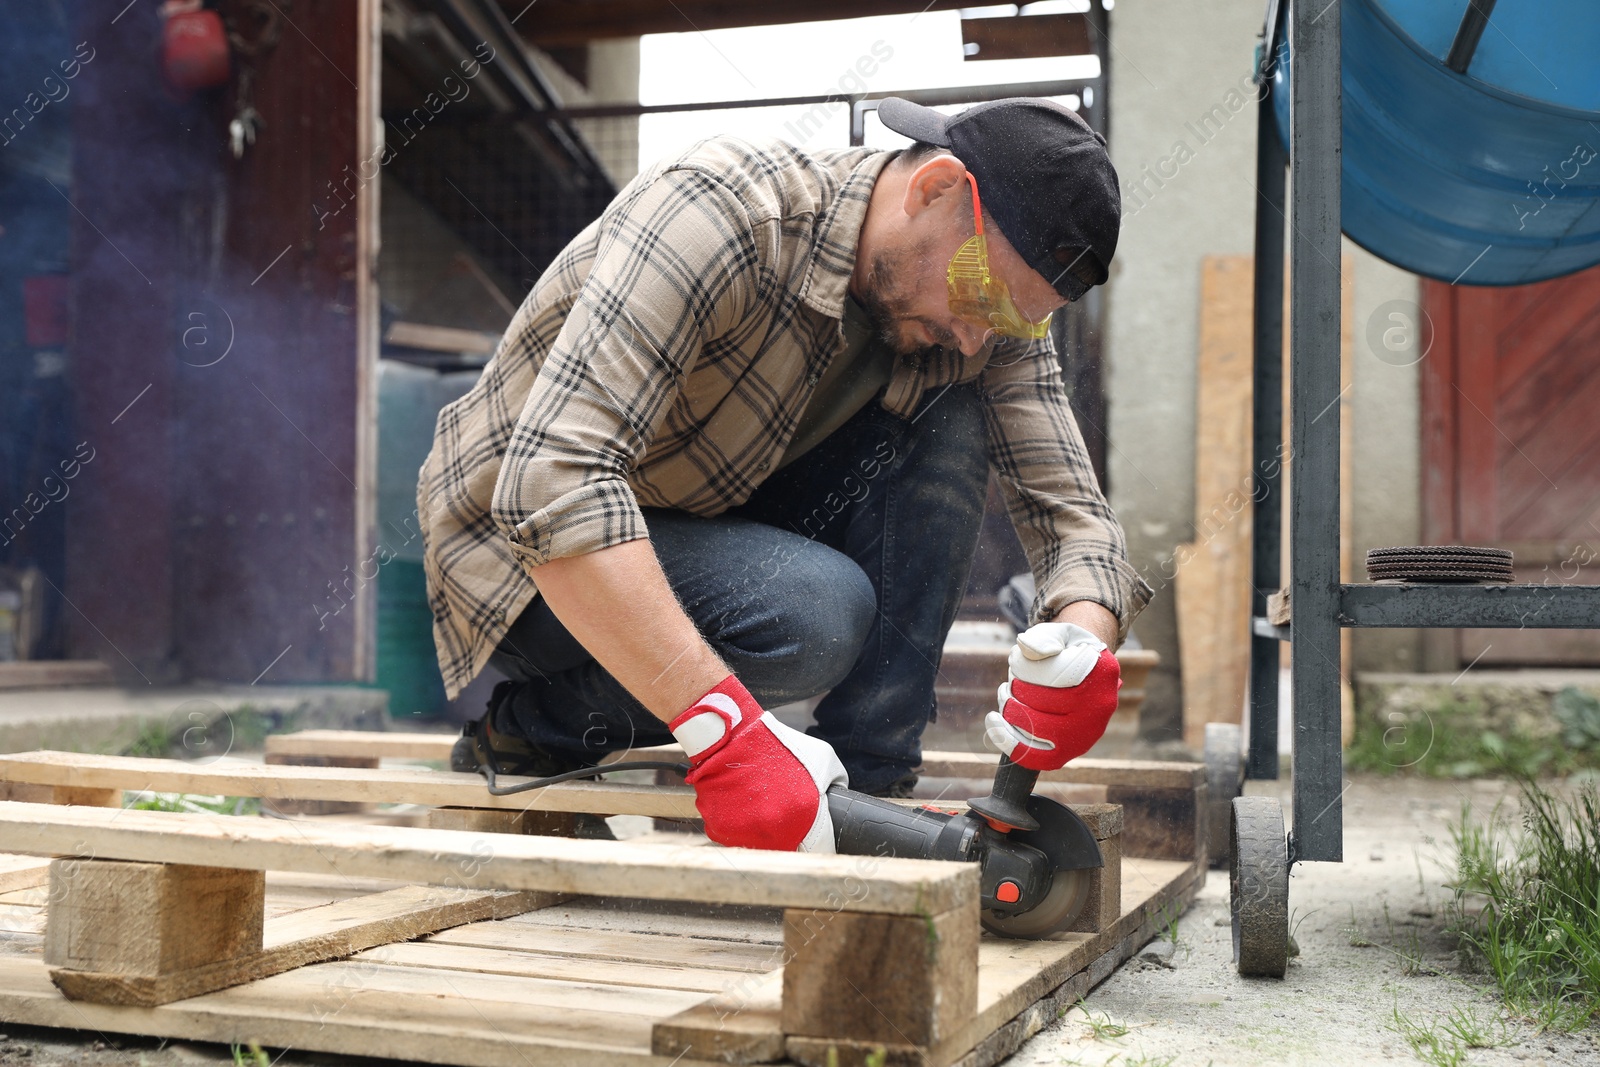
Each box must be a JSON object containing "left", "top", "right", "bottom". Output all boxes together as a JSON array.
[
  {"left": 477, "top": 748, "right": 1100, "bottom": 939},
  {"left": 827, "top": 755, "right": 1102, "bottom": 938}
]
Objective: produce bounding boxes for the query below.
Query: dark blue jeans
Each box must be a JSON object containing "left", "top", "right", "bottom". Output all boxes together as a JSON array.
[{"left": 488, "top": 383, "right": 989, "bottom": 793}]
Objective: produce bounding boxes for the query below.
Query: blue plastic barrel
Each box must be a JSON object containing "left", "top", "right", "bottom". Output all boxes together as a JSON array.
[{"left": 1273, "top": 0, "right": 1600, "bottom": 285}]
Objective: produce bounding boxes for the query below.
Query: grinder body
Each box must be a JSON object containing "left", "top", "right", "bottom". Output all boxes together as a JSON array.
[{"left": 825, "top": 757, "right": 1103, "bottom": 937}]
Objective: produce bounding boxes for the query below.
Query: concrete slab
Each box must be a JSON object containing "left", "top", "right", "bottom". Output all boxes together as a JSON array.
[{"left": 0, "top": 686, "right": 388, "bottom": 757}]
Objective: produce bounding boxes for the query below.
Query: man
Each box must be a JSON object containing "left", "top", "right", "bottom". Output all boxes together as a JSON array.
[{"left": 418, "top": 97, "right": 1151, "bottom": 853}]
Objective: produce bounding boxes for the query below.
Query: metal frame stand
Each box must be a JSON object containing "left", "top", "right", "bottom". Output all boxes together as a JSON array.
[{"left": 1229, "top": 0, "right": 1600, "bottom": 977}]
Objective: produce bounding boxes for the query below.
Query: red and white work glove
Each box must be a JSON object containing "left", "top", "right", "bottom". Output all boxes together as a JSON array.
[
  {"left": 669, "top": 675, "right": 848, "bottom": 852},
  {"left": 984, "top": 622, "right": 1121, "bottom": 772}
]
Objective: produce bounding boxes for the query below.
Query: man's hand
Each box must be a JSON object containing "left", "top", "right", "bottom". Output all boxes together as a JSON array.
[
  {"left": 671, "top": 675, "right": 848, "bottom": 851},
  {"left": 984, "top": 621, "right": 1121, "bottom": 771}
]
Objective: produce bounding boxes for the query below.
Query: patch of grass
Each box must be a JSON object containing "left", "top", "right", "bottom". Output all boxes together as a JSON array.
[
  {"left": 1390, "top": 1003, "right": 1465, "bottom": 1067},
  {"left": 126, "top": 792, "right": 260, "bottom": 816},
  {"left": 1448, "top": 780, "right": 1600, "bottom": 1030},
  {"left": 1119, "top": 1054, "right": 1178, "bottom": 1067},
  {"left": 1383, "top": 902, "right": 1432, "bottom": 977},
  {"left": 1439, "top": 1004, "right": 1508, "bottom": 1049},
  {"left": 124, "top": 720, "right": 175, "bottom": 759},
  {"left": 231, "top": 1043, "right": 270, "bottom": 1067},
  {"left": 1156, "top": 903, "right": 1181, "bottom": 945},
  {"left": 1072, "top": 1001, "right": 1130, "bottom": 1041},
  {"left": 1347, "top": 903, "right": 1376, "bottom": 948},
  {"left": 1350, "top": 688, "right": 1600, "bottom": 779}
]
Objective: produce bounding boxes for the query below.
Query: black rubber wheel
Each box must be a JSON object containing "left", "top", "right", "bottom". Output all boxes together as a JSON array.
[
  {"left": 1204, "top": 723, "right": 1244, "bottom": 869},
  {"left": 1230, "top": 795, "right": 1289, "bottom": 977}
]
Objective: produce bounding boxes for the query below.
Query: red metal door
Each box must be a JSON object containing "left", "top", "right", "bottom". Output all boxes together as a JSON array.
[{"left": 1421, "top": 265, "right": 1600, "bottom": 665}]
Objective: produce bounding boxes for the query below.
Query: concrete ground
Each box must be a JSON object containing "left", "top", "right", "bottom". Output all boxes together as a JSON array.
[{"left": 1012, "top": 775, "right": 1600, "bottom": 1067}]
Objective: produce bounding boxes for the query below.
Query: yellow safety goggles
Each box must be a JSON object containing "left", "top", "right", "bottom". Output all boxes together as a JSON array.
[{"left": 946, "top": 173, "right": 1054, "bottom": 341}]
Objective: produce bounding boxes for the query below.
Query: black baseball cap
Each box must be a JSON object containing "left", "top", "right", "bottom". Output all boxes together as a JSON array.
[{"left": 876, "top": 96, "right": 1120, "bottom": 301}]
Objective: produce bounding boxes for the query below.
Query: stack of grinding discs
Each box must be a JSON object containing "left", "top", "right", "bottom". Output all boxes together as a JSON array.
[{"left": 1365, "top": 546, "right": 1514, "bottom": 584}]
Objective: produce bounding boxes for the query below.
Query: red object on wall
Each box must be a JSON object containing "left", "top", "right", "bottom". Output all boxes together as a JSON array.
[
  {"left": 22, "top": 275, "right": 69, "bottom": 347},
  {"left": 162, "top": 4, "right": 230, "bottom": 94}
]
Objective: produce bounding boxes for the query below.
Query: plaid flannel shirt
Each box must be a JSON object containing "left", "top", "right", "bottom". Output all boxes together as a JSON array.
[{"left": 419, "top": 137, "right": 1151, "bottom": 699}]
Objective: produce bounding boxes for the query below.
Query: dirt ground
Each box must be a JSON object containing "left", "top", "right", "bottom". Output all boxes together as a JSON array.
[
  {"left": 1012, "top": 775, "right": 1600, "bottom": 1067},
  {"left": 0, "top": 775, "right": 1594, "bottom": 1066}
]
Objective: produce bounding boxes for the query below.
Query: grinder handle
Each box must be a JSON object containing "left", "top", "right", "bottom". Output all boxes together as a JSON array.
[{"left": 966, "top": 755, "right": 1041, "bottom": 832}]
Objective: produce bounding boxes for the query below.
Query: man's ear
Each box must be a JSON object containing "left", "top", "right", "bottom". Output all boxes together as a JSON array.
[{"left": 900, "top": 154, "right": 967, "bottom": 220}]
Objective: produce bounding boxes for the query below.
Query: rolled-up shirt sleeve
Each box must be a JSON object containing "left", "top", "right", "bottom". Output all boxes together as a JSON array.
[
  {"left": 491, "top": 167, "right": 756, "bottom": 572},
  {"left": 979, "top": 339, "right": 1153, "bottom": 646}
]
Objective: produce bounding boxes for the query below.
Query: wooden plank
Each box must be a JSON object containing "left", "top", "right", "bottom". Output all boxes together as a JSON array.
[
  {"left": 782, "top": 900, "right": 979, "bottom": 1047},
  {"left": 432, "top": 924, "right": 783, "bottom": 974},
  {"left": 368, "top": 940, "right": 758, "bottom": 994},
  {"left": 0, "top": 855, "right": 51, "bottom": 894},
  {"left": 0, "top": 751, "right": 699, "bottom": 819},
  {"left": 264, "top": 730, "right": 680, "bottom": 763},
  {"left": 262, "top": 753, "right": 377, "bottom": 817},
  {"left": 44, "top": 861, "right": 264, "bottom": 977},
  {"left": 265, "top": 733, "right": 1203, "bottom": 793},
  {"left": 0, "top": 661, "right": 114, "bottom": 690},
  {"left": 653, "top": 970, "right": 784, "bottom": 1064},
  {"left": 264, "top": 729, "right": 455, "bottom": 760},
  {"left": 385, "top": 320, "right": 501, "bottom": 355},
  {"left": 1177, "top": 256, "right": 1255, "bottom": 750},
  {"left": 0, "top": 802, "right": 977, "bottom": 918},
  {"left": 916, "top": 753, "right": 1203, "bottom": 791},
  {"left": 49, "top": 884, "right": 552, "bottom": 1007},
  {"left": 426, "top": 807, "right": 582, "bottom": 836},
  {"left": 0, "top": 751, "right": 1183, "bottom": 829},
  {"left": 0, "top": 954, "right": 691, "bottom": 1066},
  {"left": 1104, "top": 784, "right": 1207, "bottom": 865},
  {"left": 0, "top": 782, "right": 121, "bottom": 807}
]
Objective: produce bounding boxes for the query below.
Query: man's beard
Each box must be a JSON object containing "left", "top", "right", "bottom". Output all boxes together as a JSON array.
[{"left": 857, "top": 247, "right": 939, "bottom": 356}]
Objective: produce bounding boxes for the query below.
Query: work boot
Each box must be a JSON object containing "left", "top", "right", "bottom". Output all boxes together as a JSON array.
[
  {"left": 450, "top": 680, "right": 593, "bottom": 778},
  {"left": 867, "top": 773, "right": 919, "bottom": 799}
]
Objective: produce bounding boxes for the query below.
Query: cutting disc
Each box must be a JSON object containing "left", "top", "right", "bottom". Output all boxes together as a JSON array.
[{"left": 980, "top": 795, "right": 1102, "bottom": 939}]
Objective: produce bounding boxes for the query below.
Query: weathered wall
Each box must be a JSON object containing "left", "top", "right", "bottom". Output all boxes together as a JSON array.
[{"left": 1105, "top": 0, "right": 1423, "bottom": 742}]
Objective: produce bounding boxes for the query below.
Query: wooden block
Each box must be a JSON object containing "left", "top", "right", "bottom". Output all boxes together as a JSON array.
[
  {"left": 652, "top": 970, "right": 784, "bottom": 1064},
  {"left": 426, "top": 806, "right": 581, "bottom": 836},
  {"left": 1267, "top": 589, "right": 1291, "bottom": 625},
  {"left": 1067, "top": 830, "right": 1121, "bottom": 936},
  {"left": 781, "top": 900, "right": 978, "bottom": 1048},
  {"left": 1058, "top": 801, "right": 1121, "bottom": 842},
  {"left": 0, "top": 660, "right": 114, "bottom": 690},
  {"left": 263, "top": 753, "right": 377, "bottom": 815},
  {"left": 44, "top": 860, "right": 264, "bottom": 976},
  {"left": 1104, "top": 784, "right": 1206, "bottom": 866},
  {"left": 48, "top": 884, "right": 552, "bottom": 1006},
  {"left": 0, "top": 783, "right": 120, "bottom": 807}
]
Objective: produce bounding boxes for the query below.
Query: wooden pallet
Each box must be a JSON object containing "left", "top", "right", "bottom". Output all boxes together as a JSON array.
[{"left": 0, "top": 741, "right": 1207, "bottom": 1067}]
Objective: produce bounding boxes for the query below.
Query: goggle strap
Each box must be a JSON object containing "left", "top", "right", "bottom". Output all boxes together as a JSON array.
[{"left": 964, "top": 172, "right": 984, "bottom": 238}]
